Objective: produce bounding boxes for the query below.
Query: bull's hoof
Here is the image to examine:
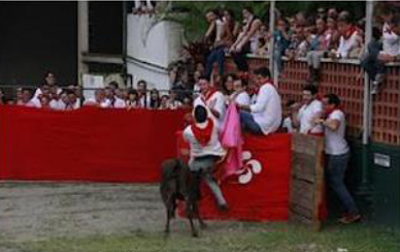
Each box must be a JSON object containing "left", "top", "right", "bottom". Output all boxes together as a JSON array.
[{"left": 192, "top": 232, "right": 199, "bottom": 238}]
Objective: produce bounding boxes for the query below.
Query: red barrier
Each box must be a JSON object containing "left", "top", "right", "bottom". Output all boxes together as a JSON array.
[
  {"left": 0, "top": 105, "right": 188, "bottom": 182},
  {"left": 178, "top": 132, "right": 291, "bottom": 221}
]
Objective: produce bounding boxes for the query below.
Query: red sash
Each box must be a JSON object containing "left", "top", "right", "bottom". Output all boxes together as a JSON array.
[
  {"left": 192, "top": 119, "right": 214, "bottom": 146},
  {"left": 343, "top": 25, "right": 357, "bottom": 40}
]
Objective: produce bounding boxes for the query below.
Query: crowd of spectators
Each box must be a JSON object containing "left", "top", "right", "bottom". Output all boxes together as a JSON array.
[
  {"left": 0, "top": 72, "right": 192, "bottom": 111},
  {"left": 200, "top": 5, "right": 400, "bottom": 88}
]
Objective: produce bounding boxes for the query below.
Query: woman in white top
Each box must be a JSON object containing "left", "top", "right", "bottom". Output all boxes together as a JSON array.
[
  {"left": 315, "top": 94, "right": 360, "bottom": 224},
  {"left": 231, "top": 78, "right": 250, "bottom": 107}
]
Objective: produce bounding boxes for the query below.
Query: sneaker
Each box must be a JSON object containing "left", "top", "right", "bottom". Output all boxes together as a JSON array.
[{"left": 338, "top": 213, "right": 361, "bottom": 224}]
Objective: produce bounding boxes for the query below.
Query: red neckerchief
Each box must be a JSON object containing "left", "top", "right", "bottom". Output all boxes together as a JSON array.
[
  {"left": 343, "top": 25, "right": 357, "bottom": 40},
  {"left": 202, "top": 88, "right": 218, "bottom": 102},
  {"left": 324, "top": 106, "right": 342, "bottom": 119},
  {"left": 384, "top": 26, "right": 393, "bottom": 35},
  {"left": 191, "top": 118, "right": 214, "bottom": 146},
  {"left": 255, "top": 79, "right": 273, "bottom": 95}
]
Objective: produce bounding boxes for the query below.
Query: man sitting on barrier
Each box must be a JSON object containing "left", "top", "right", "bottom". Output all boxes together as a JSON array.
[
  {"left": 193, "top": 75, "right": 226, "bottom": 131},
  {"left": 183, "top": 105, "right": 228, "bottom": 211},
  {"left": 237, "top": 67, "right": 282, "bottom": 135}
]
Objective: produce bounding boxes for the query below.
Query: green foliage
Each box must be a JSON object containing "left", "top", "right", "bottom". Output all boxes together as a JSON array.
[
  {"left": 157, "top": 1, "right": 366, "bottom": 43},
  {"left": 162, "top": 1, "right": 270, "bottom": 42}
]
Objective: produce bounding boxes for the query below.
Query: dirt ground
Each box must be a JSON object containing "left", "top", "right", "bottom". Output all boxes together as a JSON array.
[
  {"left": 0, "top": 182, "right": 178, "bottom": 247},
  {"left": 1, "top": 182, "right": 399, "bottom": 252}
]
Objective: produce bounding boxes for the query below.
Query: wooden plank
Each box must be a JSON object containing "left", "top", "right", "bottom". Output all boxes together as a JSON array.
[{"left": 289, "top": 133, "right": 325, "bottom": 231}]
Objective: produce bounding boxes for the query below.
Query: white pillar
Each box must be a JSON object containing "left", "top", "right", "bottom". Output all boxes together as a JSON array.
[
  {"left": 77, "top": 1, "right": 89, "bottom": 86},
  {"left": 362, "top": 0, "right": 374, "bottom": 144},
  {"left": 268, "top": 1, "right": 276, "bottom": 83}
]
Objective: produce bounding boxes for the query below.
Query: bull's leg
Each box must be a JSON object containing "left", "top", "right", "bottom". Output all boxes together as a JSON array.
[
  {"left": 193, "top": 201, "right": 207, "bottom": 229},
  {"left": 186, "top": 202, "right": 198, "bottom": 237},
  {"left": 165, "top": 208, "right": 171, "bottom": 234},
  {"left": 188, "top": 215, "right": 198, "bottom": 237}
]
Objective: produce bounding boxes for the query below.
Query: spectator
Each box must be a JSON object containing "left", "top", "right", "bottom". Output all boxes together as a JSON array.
[
  {"left": 137, "top": 80, "right": 149, "bottom": 108},
  {"left": 66, "top": 90, "right": 80, "bottom": 110},
  {"left": 193, "top": 70, "right": 202, "bottom": 98},
  {"left": 306, "top": 17, "right": 332, "bottom": 84},
  {"left": 281, "top": 100, "right": 297, "bottom": 133},
  {"left": 222, "top": 73, "right": 236, "bottom": 97},
  {"left": 292, "top": 84, "right": 324, "bottom": 135},
  {"left": 126, "top": 89, "right": 140, "bottom": 109},
  {"left": 295, "top": 11, "right": 307, "bottom": 27},
  {"left": 160, "top": 95, "right": 170, "bottom": 110},
  {"left": 193, "top": 75, "right": 226, "bottom": 130},
  {"left": 229, "top": 7, "right": 262, "bottom": 73},
  {"left": 330, "top": 11, "right": 362, "bottom": 59},
  {"left": 32, "top": 84, "right": 50, "bottom": 107},
  {"left": 326, "top": 17, "right": 340, "bottom": 50},
  {"left": 104, "top": 86, "right": 115, "bottom": 107},
  {"left": 167, "top": 90, "right": 183, "bottom": 110},
  {"left": 34, "top": 72, "right": 61, "bottom": 100},
  {"left": 223, "top": 9, "right": 241, "bottom": 41},
  {"left": 38, "top": 94, "right": 51, "bottom": 109},
  {"left": 84, "top": 89, "right": 110, "bottom": 108},
  {"left": 182, "top": 96, "right": 193, "bottom": 109},
  {"left": 113, "top": 88, "right": 127, "bottom": 109},
  {"left": 230, "top": 77, "right": 250, "bottom": 107},
  {"left": 149, "top": 88, "right": 161, "bottom": 109},
  {"left": 273, "top": 18, "right": 291, "bottom": 73},
  {"left": 204, "top": 9, "right": 231, "bottom": 79},
  {"left": 327, "top": 8, "right": 338, "bottom": 20},
  {"left": 316, "top": 94, "right": 361, "bottom": 224},
  {"left": 379, "top": 16, "right": 400, "bottom": 61},
  {"left": 238, "top": 67, "right": 282, "bottom": 135},
  {"left": 18, "top": 88, "right": 36, "bottom": 107},
  {"left": 286, "top": 25, "right": 308, "bottom": 60}
]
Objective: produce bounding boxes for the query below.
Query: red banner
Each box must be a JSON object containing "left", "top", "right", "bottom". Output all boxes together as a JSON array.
[
  {"left": 178, "top": 133, "right": 291, "bottom": 221},
  {"left": 0, "top": 105, "right": 188, "bottom": 182}
]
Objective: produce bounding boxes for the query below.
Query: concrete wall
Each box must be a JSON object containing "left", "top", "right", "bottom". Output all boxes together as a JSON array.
[{"left": 126, "top": 14, "right": 184, "bottom": 91}]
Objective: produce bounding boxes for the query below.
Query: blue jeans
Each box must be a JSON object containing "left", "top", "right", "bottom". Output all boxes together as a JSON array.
[
  {"left": 205, "top": 46, "right": 226, "bottom": 78},
  {"left": 325, "top": 152, "right": 359, "bottom": 214},
  {"left": 231, "top": 43, "right": 251, "bottom": 72},
  {"left": 239, "top": 111, "right": 263, "bottom": 135}
]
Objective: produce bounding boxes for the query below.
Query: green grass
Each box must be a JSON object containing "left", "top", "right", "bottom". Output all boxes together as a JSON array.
[{"left": 3, "top": 222, "right": 399, "bottom": 252}]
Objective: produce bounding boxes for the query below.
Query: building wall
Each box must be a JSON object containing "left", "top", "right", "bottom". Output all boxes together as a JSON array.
[
  {"left": 0, "top": 2, "right": 77, "bottom": 86},
  {"left": 126, "top": 14, "right": 184, "bottom": 90}
]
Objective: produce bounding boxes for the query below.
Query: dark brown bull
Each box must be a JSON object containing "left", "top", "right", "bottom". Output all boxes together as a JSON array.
[{"left": 160, "top": 158, "right": 206, "bottom": 237}]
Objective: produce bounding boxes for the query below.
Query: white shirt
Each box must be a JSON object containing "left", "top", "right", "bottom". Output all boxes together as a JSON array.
[
  {"left": 297, "top": 99, "right": 324, "bottom": 134},
  {"left": 325, "top": 110, "right": 349, "bottom": 155},
  {"left": 337, "top": 31, "right": 360, "bottom": 58},
  {"left": 215, "top": 19, "right": 226, "bottom": 43},
  {"left": 34, "top": 87, "right": 62, "bottom": 99},
  {"left": 50, "top": 99, "right": 64, "bottom": 110},
  {"left": 84, "top": 98, "right": 110, "bottom": 108},
  {"left": 114, "top": 97, "right": 126, "bottom": 108},
  {"left": 30, "top": 97, "right": 41, "bottom": 108},
  {"left": 193, "top": 91, "right": 226, "bottom": 130},
  {"left": 250, "top": 83, "right": 282, "bottom": 135},
  {"left": 382, "top": 23, "right": 400, "bottom": 56},
  {"left": 183, "top": 119, "right": 226, "bottom": 158},
  {"left": 167, "top": 100, "right": 183, "bottom": 110},
  {"left": 234, "top": 91, "right": 251, "bottom": 107},
  {"left": 282, "top": 117, "right": 293, "bottom": 133}
]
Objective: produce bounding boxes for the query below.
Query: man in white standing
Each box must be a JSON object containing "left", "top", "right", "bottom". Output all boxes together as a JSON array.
[
  {"left": 315, "top": 94, "right": 361, "bottom": 224},
  {"left": 193, "top": 75, "right": 226, "bottom": 131},
  {"left": 237, "top": 67, "right": 282, "bottom": 135}
]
